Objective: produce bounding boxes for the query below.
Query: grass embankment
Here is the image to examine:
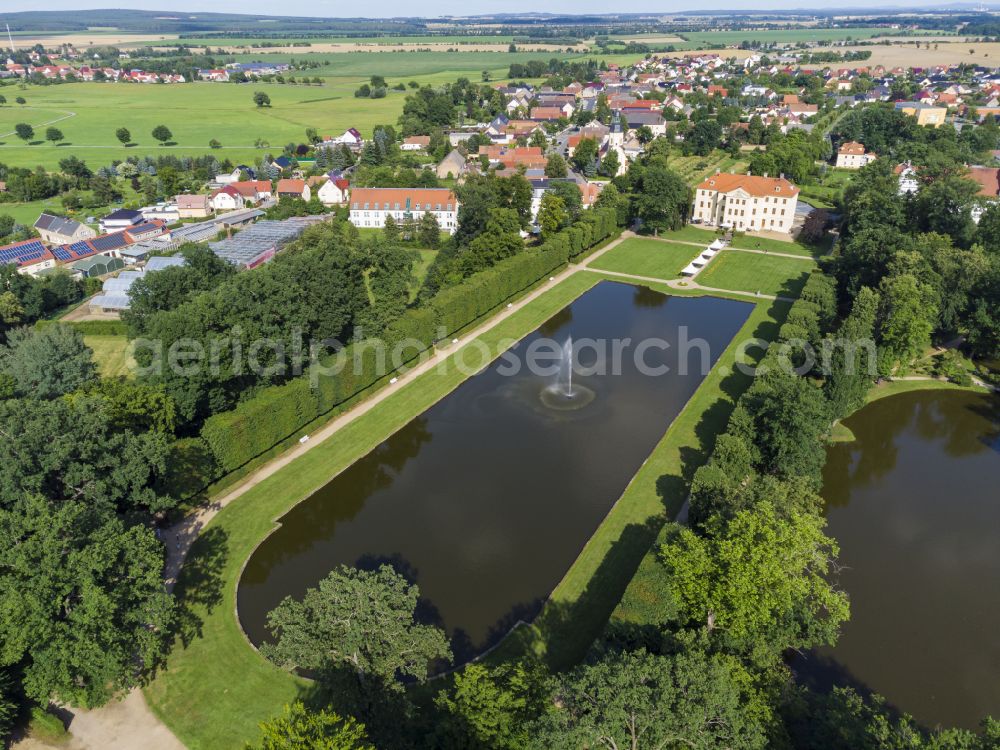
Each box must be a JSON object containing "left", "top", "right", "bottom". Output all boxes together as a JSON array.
[
  {"left": 145, "top": 271, "right": 604, "bottom": 749},
  {"left": 515, "top": 282, "right": 792, "bottom": 669},
  {"left": 698, "top": 250, "right": 817, "bottom": 298},
  {"left": 588, "top": 237, "right": 701, "bottom": 280}
]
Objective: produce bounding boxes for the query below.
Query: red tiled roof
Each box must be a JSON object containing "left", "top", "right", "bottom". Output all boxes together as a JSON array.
[
  {"left": 276, "top": 178, "right": 306, "bottom": 194},
  {"left": 968, "top": 166, "right": 1000, "bottom": 198},
  {"left": 696, "top": 173, "right": 799, "bottom": 198},
  {"left": 839, "top": 141, "right": 866, "bottom": 155},
  {"left": 349, "top": 187, "right": 457, "bottom": 211}
]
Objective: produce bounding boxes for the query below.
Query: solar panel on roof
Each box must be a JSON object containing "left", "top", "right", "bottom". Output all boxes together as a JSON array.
[
  {"left": 91, "top": 233, "right": 128, "bottom": 252},
  {"left": 0, "top": 240, "right": 47, "bottom": 264},
  {"left": 52, "top": 244, "right": 81, "bottom": 262}
]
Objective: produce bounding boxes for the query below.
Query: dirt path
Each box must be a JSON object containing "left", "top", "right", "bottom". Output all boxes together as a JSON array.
[
  {"left": 0, "top": 107, "right": 76, "bottom": 139},
  {"left": 15, "top": 231, "right": 632, "bottom": 750}
]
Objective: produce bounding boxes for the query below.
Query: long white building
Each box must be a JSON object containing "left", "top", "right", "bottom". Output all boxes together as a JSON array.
[
  {"left": 691, "top": 173, "right": 799, "bottom": 234},
  {"left": 349, "top": 188, "right": 459, "bottom": 234}
]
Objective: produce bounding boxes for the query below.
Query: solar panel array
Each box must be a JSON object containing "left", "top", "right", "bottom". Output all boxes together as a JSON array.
[
  {"left": 52, "top": 241, "right": 89, "bottom": 262},
  {"left": 0, "top": 239, "right": 48, "bottom": 265},
  {"left": 90, "top": 233, "right": 129, "bottom": 252}
]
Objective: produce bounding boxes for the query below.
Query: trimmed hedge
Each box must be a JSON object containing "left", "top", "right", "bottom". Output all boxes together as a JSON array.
[
  {"left": 36, "top": 319, "right": 129, "bottom": 336},
  {"left": 200, "top": 208, "right": 620, "bottom": 474}
]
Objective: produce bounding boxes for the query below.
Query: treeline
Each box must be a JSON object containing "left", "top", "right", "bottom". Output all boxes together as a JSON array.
[
  {"left": 835, "top": 159, "right": 1000, "bottom": 360},
  {"left": 397, "top": 79, "right": 507, "bottom": 136},
  {"left": 0, "top": 324, "right": 183, "bottom": 732},
  {"left": 0, "top": 265, "right": 86, "bottom": 335},
  {"left": 506, "top": 57, "right": 602, "bottom": 82}
]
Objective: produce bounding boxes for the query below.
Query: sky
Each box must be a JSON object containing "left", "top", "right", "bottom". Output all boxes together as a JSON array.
[{"left": 0, "top": 0, "right": 975, "bottom": 17}]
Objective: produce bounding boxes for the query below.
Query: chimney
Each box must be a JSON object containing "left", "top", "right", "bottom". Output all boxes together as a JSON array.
[
  {"left": 763, "top": 172, "right": 768, "bottom": 178},
  {"left": 779, "top": 172, "right": 784, "bottom": 180}
]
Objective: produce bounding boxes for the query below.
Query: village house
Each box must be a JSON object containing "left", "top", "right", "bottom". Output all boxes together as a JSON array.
[
  {"left": 895, "top": 162, "right": 920, "bottom": 195},
  {"left": 0, "top": 238, "right": 56, "bottom": 276},
  {"left": 436, "top": 149, "right": 467, "bottom": 179},
  {"left": 691, "top": 173, "right": 799, "bottom": 234},
  {"left": 315, "top": 175, "right": 351, "bottom": 206},
  {"left": 894, "top": 102, "right": 947, "bottom": 127},
  {"left": 401, "top": 135, "right": 431, "bottom": 152},
  {"left": 175, "top": 194, "right": 213, "bottom": 219},
  {"left": 275, "top": 179, "right": 311, "bottom": 202},
  {"left": 321, "top": 128, "right": 364, "bottom": 150},
  {"left": 349, "top": 188, "right": 459, "bottom": 234},
  {"left": 99, "top": 208, "right": 143, "bottom": 234},
  {"left": 33, "top": 213, "right": 96, "bottom": 245},
  {"left": 836, "top": 141, "right": 877, "bottom": 169}
]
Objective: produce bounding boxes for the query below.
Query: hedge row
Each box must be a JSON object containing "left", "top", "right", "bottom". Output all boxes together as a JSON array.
[
  {"left": 36, "top": 319, "right": 129, "bottom": 336},
  {"left": 201, "top": 208, "right": 619, "bottom": 473}
]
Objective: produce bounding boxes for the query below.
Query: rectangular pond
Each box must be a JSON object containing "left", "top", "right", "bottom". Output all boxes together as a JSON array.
[{"left": 238, "top": 281, "right": 752, "bottom": 661}]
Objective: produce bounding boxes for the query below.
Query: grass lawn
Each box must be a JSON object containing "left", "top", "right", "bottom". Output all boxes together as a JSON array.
[
  {"left": 659, "top": 225, "right": 722, "bottom": 244},
  {"left": 85, "top": 335, "right": 135, "bottom": 378},
  {"left": 589, "top": 237, "right": 700, "bottom": 281},
  {"left": 727, "top": 233, "right": 821, "bottom": 258},
  {"left": 410, "top": 248, "right": 437, "bottom": 297},
  {"left": 697, "top": 250, "right": 816, "bottom": 298}
]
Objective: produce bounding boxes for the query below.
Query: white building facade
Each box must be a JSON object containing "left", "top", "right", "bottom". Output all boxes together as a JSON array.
[
  {"left": 349, "top": 188, "right": 459, "bottom": 234},
  {"left": 692, "top": 173, "right": 799, "bottom": 234}
]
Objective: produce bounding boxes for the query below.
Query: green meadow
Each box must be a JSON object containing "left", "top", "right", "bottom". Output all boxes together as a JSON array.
[{"left": 0, "top": 50, "right": 638, "bottom": 171}]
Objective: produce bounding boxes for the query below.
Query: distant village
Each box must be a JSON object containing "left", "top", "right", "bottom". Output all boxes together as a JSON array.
[{"left": 5, "top": 47, "right": 1000, "bottom": 314}]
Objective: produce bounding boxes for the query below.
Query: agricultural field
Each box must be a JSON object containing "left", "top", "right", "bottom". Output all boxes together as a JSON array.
[
  {"left": 830, "top": 41, "right": 1000, "bottom": 68},
  {"left": 679, "top": 27, "right": 946, "bottom": 47},
  {"left": 697, "top": 249, "right": 817, "bottom": 297},
  {"left": 0, "top": 50, "right": 641, "bottom": 171},
  {"left": 142, "top": 34, "right": 522, "bottom": 47},
  {"left": 588, "top": 237, "right": 701, "bottom": 280}
]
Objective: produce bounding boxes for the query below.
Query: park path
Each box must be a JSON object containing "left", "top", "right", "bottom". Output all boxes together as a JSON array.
[
  {"left": 582, "top": 265, "right": 795, "bottom": 303},
  {"left": 0, "top": 107, "right": 77, "bottom": 139},
  {"left": 14, "top": 231, "right": 633, "bottom": 750}
]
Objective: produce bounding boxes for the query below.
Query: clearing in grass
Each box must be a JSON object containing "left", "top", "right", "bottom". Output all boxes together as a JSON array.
[{"left": 85, "top": 335, "right": 135, "bottom": 378}]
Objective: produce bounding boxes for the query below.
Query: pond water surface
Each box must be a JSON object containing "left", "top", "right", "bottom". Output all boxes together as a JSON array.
[
  {"left": 237, "top": 281, "right": 752, "bottom": 662},
  {"left": 804, "top": 389, "right": 1000, "bottom": 730}
]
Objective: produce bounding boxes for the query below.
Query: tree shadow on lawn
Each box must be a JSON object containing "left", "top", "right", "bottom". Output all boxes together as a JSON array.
[
  {"left": 778, "top": 269, "right": 811, "bottom": 299},
  {"left": 171, "top": 526, "right": 230, "bottom": 647},
  {"left": 529, "top": 518, "right": 665, "bottom": 671}
]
